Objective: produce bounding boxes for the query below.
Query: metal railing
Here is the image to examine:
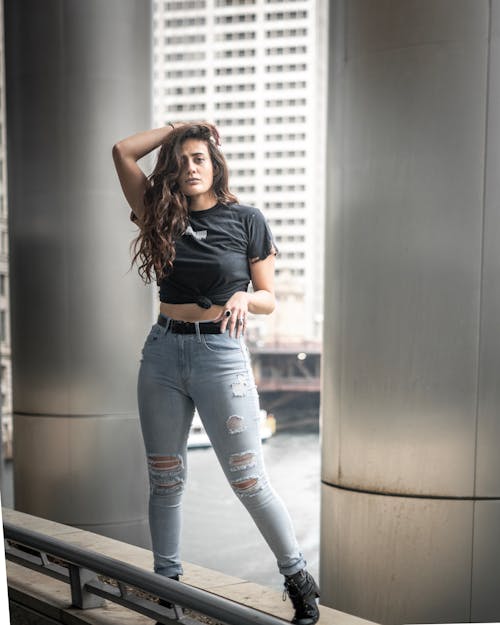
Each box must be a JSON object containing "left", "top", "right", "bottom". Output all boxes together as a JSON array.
[{"left": 4, "top": 521, "right": 289, "bottom": 625}]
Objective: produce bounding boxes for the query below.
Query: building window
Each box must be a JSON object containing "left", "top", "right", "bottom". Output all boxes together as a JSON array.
[
  {"left": 233, "top": 185, "right": 256, "bottom": 193},
  {"left": 265, "top": 115, "right": 306, "bottom": 124},
  {"left": 265, "top": 11, "right": 308, "bottom": 21},
  {"left": 281, "top": 251, "right": 305, "bottom": 259},
  {"left": 215, "top": 101, "right": 255, "bottom": 110},
  {"left": 166, "top": 69, "right": 206, "bottom": 78},
  {"left": 224, "top": 135, "right": 255, "bottom": 143},
  {"left": 265, "top": 98, "right": 307, "bottom": 107},
  {"left": 215, "top": 66, "right": 256, "bottom": 76},
  {"left": 264, "top": 184, "right": 306, "bottom": 192},
  {"left": 231, "top": 168, "right": 256, "bottom": 176},
  {"left": 166, "top": 0, "right": 206, "bottom": 8},
  {"left": 0, "top": 310, "right": 6, "bottom": 342},
  {"left": 167, "top": 103, "right": 206, "bottom": 112},
  {"left": 0, "top": 231, "right": 7, "bottom": 256},
  {"left": 269, "top": 218, "right": 306, "bottom": 226},
  {"left": 216, "top": 118, "right": 255, "bottom": 126},
  {"left": 265, "top": 27, "right": 308, "bottom": 38},
  {"left": 265, "top": 132, "right": 307, "bottom": 140},
  {"left": 265, "top": 63, "right": 307, "bottom": 73},
  {"left": 165, "top": 17, "right": 206, "bottom": 27},
  {"left": 216, "top": 0, "right": 255, "bottom": 5},
  {"left": 265, "top": 150, "right": 306, "bottom": 158},
  {"left": 265, "top": 46, "right": 307, "bottom": 56},
  {"left": 165, "top": 51, "right": 205, "bottom": 62},
  {"left": 165, "top": 34, "right": 206, "bottom": 45},
  {"left": 215, "top": 84, "right": 255, "bottom": 93},
  {"left": 165, "top": 86, "right": 206, "bottom": 96},
  {"left": 215, "top": 48, "right": 256, "bottom": 58},
  {"left": 264, "top": 201, "right": 306, "bottom": 209},
  {"left": 265, "top": 81, "right": 307, "bottom": 90},
  {"left": 265, "top": 167, "right": 306, "bottom": 175},
  {"left": 215, "top": 31, "right": 256, "bottom": 41},
  {"left": 225, "top": 151, "right": 256, "bottom": 159},
  {"left": 215, "top": 14, "right": 256, "bottom": 24}
]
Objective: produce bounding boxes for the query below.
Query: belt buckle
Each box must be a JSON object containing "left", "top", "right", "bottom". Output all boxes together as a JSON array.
[{"left": 174, "top": 320, "right": 194, "bottom": 334}]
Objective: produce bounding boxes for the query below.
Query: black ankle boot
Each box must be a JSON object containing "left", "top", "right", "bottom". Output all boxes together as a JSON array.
[
  {"left": 156, "top": 575, "right": 182, "bottom": 624},
  {"left": 283, "top": 569, "right": 320, "bottom": 625}
]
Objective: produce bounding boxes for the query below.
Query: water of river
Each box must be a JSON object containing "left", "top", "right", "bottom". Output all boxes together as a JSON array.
[{"left": 181, "top": 429, "right": 320, "bottom": 590}]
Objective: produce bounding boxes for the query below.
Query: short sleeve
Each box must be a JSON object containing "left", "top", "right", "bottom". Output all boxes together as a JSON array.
[{"left": 247, "top": 209, "right": 279, "bottom": 263}]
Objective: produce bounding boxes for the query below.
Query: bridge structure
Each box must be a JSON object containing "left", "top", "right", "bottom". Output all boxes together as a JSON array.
[{"left": 248, "top": 342, "right": 321, "bottom": 422}]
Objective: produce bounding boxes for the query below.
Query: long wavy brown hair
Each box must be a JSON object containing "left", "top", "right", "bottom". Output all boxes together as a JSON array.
[{"left": 130, "top": 122, "right": 238, "bottom": 283}]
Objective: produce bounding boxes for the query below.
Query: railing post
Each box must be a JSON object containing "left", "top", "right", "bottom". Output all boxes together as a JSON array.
[{"left": 69, "top": 565, "right": 105, "bottom": 609}]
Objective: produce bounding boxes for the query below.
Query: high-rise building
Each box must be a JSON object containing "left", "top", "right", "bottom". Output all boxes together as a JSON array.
[
  {"left": 0, "top": 0, "right": 13, "bottom": 453},
  {"left": 152, "top": 0, "right": 328, "bottom": 344}
]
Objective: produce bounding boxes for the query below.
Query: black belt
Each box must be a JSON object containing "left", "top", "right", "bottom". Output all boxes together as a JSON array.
[{"left": 157, "top": 315, "right": 222, "bottom": 334}]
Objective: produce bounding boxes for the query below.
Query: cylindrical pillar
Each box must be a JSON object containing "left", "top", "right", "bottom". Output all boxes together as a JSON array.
[
  {"left": 321, "top": 1, "right": 500, "bottom": 623},
  {"left": 4, "top": 0, "right": 153, "bottom": 545}
]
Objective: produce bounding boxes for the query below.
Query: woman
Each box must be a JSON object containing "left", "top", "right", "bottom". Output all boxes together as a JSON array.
[{"left": 112, "top": 122, "right": 320, "bottom": 625}]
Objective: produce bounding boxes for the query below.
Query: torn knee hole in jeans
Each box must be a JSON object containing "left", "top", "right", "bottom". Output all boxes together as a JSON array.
[
  {"left": 147, "top": 455, "right": 184, "bottom": 496},
  {"left": 229, "top": 450, "right": 257, "bottom": 472},
  {"left": 226, "top": 415, "right": 247, "bottom": 434},
  {"left": 231, "top": 475, "right": 262, "bottom": 497}
]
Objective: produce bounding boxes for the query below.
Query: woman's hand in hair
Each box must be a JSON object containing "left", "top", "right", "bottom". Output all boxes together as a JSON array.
[{"left": 112, "top": 125, "right": 181, "bottom": 224}]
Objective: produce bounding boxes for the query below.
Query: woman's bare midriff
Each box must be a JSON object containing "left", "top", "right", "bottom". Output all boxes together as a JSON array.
[{"left": 159, "top": 301, "right": 225, "bottom": 322}]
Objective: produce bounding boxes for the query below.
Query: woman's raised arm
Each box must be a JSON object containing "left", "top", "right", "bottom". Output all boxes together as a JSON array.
[{"left": 112, "top": 125, "right": 176, "bottom": 225}]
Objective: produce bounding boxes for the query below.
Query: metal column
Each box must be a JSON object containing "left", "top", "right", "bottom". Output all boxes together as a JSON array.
[
  {"left": 4, "top": 0, "right": 153, "bottom": 545},
  {"left": 321, "top": 1, "right": 500, "bottom": 622}
]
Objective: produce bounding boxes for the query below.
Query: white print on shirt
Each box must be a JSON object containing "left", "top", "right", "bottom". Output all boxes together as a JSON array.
[{"left": 184, "top": 225, "right": 208, "bottom": 240}]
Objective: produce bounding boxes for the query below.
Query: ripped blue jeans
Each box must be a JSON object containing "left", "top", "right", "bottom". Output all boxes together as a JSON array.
[{"left": 137, "top": 313, "right": 306, "bottom": 578}]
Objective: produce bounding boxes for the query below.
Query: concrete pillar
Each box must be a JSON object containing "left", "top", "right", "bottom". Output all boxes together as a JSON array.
[
  {"left": 4, "top": 0, "right": 153, "bottom": 545},
  {"left": 321, "top": 1, "right": 500, "bottom": 622}
]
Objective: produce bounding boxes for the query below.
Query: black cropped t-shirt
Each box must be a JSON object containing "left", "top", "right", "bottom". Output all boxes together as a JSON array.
[{"left": 158, "top": 202, "right": 278, "bottom": 306}]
